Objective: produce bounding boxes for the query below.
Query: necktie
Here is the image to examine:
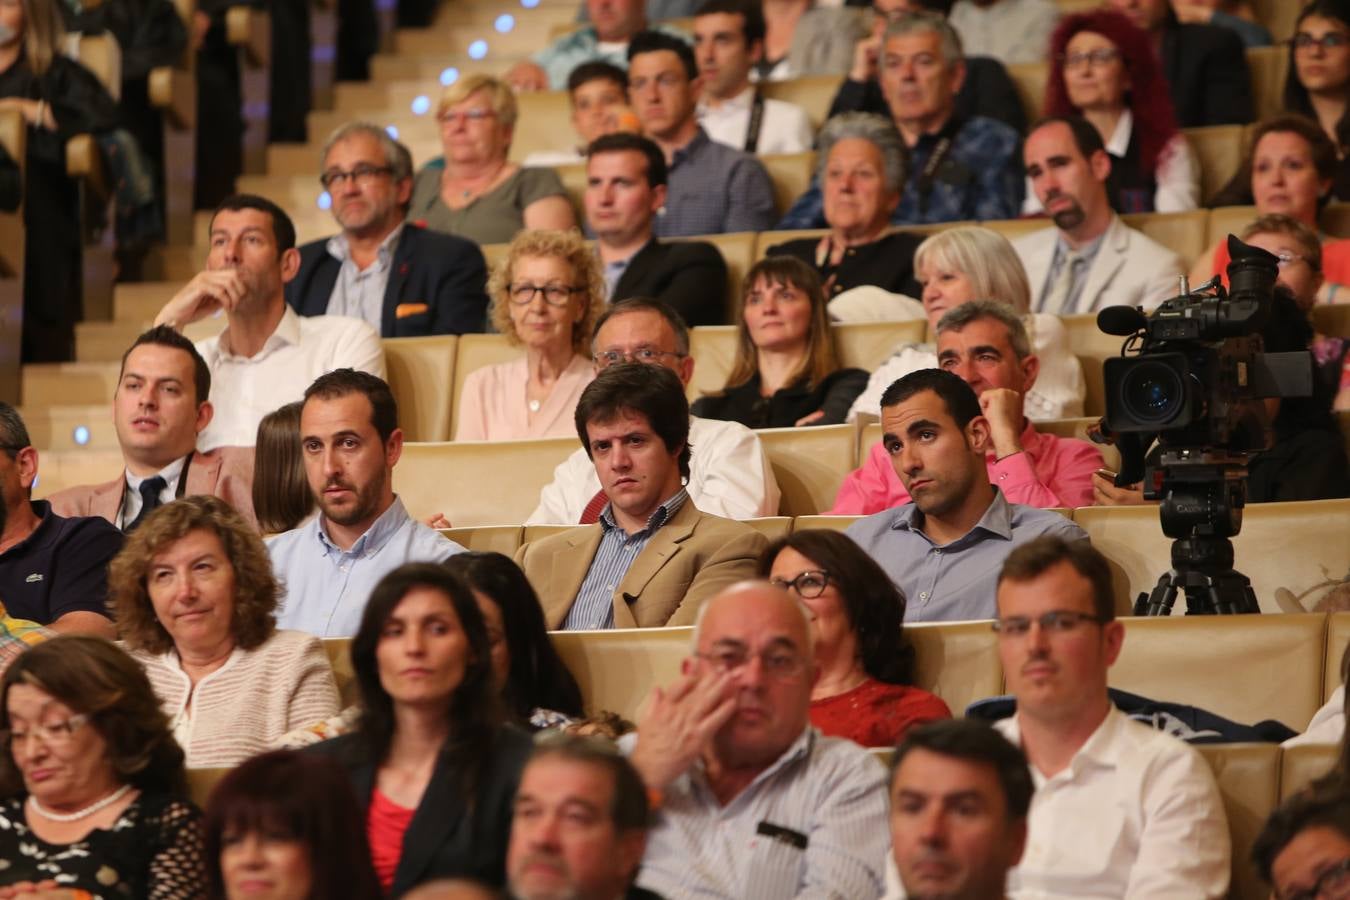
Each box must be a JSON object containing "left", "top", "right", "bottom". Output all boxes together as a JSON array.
[
  {"left": 579, "top": 489, "right": 608, "bottom": 525},
  {"left": 1042, "top": 250, "right": 1084, "bottom": 316},
  {"left": 125, "top": 476, "right": 167, "bottom": 533}
]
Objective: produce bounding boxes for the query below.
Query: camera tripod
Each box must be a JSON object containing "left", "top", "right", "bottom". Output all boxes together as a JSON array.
[{"left": 1132, "top": 533, "right": 1262, "bottom": 615}]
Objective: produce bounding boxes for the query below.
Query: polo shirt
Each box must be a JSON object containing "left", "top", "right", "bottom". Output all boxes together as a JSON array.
[{"left": 0, "top": 501, "right": 124, "bottom": 624}]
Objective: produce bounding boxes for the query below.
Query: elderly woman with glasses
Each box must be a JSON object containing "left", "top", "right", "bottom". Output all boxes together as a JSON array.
[
  {"left": 408, "top": 74, "right": 576, "bottom": 245},
  {"left": 454, "top": 229, "right": 605, "bottom": 441},
  {"left": 758, "top": 530, "right": 949, "bottom": 748}
]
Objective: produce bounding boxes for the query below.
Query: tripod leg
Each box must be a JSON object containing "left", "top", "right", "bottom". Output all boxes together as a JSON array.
[{"left": 1140, "top": 575, "right": 1179, "bottom": 617}]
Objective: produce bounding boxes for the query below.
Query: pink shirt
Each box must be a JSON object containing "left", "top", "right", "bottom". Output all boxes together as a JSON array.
[
  {"left": 453, "top": 353, "right": 595, "bottom": 441},
  {"left": 828, "top": 420, "right": 1103, "bottom": 516}
]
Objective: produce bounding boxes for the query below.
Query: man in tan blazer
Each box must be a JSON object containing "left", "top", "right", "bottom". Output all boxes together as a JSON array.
[
  {"left": 48, "top": 327, "right": 256, "bottom": 529},
  {"left": 516, "top": 363, "right": 766, "bottom": 629}
]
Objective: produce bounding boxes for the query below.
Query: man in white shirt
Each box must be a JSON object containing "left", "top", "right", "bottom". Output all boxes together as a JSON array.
[
  {"left": 154, "top": 195, "right": 385, "bottom": 450},
  {"left": 992, "top": 535, "right": 1231, "bottom": 898},
  {"left": 948, "top": 0, "right": 1059, "bottom": 66},
  {"left": 527, "top": 296, "right": 778, "bottom": 523},
  {"left": 693, "top": 0, "right": 813, "bottom": 154},
  {"left": 1013, "top": 117, "right": 1184, "bottom": 316}
]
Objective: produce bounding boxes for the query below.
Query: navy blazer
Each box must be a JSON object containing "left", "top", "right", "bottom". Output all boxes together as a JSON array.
[
  {"left": 612, "top": 238, "right": 729, "bottom": 327},
  {"left": 286, "top": 223, "right": 490, "bottom": 336}
]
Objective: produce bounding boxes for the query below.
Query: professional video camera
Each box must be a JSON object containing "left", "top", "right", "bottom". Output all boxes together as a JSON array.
[{"left": 1094, "top": 235, "right": 1314, "bottom": 616}]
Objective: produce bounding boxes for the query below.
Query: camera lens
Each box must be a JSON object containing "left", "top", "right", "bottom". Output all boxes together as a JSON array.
[{"left": 1121, "top": 361, "right": 1184, "bottom": 425}]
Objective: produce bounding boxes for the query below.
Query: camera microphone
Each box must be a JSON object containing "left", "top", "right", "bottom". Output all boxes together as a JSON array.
[{"left": 1097, "top": 305, "right": 1147, "bottom": 337}]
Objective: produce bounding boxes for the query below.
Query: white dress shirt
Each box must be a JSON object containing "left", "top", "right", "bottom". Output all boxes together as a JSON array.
[
  {"left": 118, "top": 455, "right": 187, "bottom": 529},
  {"left": 194, "top": 306, "right": 385, "bottom": 451},
  {"left": 526, "top": 416, "right": 781, "bottom": 524},
  {"left": 697, "top": 86, "right": 814, "bottom": 155},
  {"left": 1284, "top": 685, "right": 1345, "bottom": 748},
  {"left": 949, "top": 0, "right": 1059, "bottom": 65}
]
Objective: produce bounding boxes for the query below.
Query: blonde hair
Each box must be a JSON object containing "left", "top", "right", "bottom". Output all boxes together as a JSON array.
[
  {"left": 913, "top": 226, "right": 1032, "bottom": 314},
  {"left": 22, "top": 0, "right": 65, "bottom": 77},
  {"left": 438, "top": 74, "right": 518, "bottom": 131},
  {"left": 486, "top": 228, "right": 605, "bottom": 354},
  {"left": 722, "top": 256, "right": 840, "bottom": 393}
]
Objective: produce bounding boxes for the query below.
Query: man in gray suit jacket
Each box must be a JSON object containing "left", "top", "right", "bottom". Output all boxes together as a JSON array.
[{"left": 1014, "top": 117, "right": 1184, "bottom": 316}]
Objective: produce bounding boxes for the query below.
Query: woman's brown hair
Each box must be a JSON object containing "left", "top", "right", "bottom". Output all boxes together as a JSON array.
[
  {"left": 720, "top": 256, "right": 840, "bottom": 394},
  {"left": 251, "top": 401, "right": 314, "bottom": 535}
]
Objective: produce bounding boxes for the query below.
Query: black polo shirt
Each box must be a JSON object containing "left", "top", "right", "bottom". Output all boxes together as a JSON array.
[{"left": 0, "top": 501, "right": 123, "bottom": 625}]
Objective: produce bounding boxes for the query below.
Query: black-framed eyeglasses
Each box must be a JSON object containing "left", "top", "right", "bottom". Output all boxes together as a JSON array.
[
  {"left": 1058, "top": 48, "right": 1122, "bottom": 69},
  {"left": 1281, "top": 858, "right": 1350, "bottom": 900},
  {"left": 1290, "top": 32, "right": 1350, "bottom": 51},
  {"left": 593, "top": 347, "right": 687, "bottom": 368},
  {"left": 991, "top": 610, "right": 1107, "bottom": 637},
  {"left": 694, "top": 648, "right": 807, "bottom": 680},
  {"left": 508, "top": 283, "right": 585, "bottom": 307},
  {"left": 770, "top": 570, "right": 833, "bottom": 599},
  {"left": 319, "top": 164, "right": 394, "bottom": 189}
]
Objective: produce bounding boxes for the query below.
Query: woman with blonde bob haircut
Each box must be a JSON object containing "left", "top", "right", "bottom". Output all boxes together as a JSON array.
[
  {"left": 407, "top": 73, "right": 575, "bottom": 243},
  {"left": 846, "top": 225, "right": 1085, "bottom": 425},
  {"left": 693, "top": 256, "right": 867, "bottom": 428},
  {"left": 455, "top": 228, "right": 605, "bottom": 440},
  {"left": 111, "top": 495, "right": 340, "bottom": 767}
]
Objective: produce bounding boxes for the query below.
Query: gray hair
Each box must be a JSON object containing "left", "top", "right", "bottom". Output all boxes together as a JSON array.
[
  {"left": 816, "top": 113, "right": 908, "bottom": 196},
  {"left": 884, "top": 10, "right": 964, "bottom": 69},
  {"left": 320, "top": 121, "right": 414, "bottom": 183},
  {"left": 936, "top": 300, "right": 1032, "bottom": 360},
  {"left": 0, "top": 403, "right": 31, "bottom": 459},
  {"left": 913, "top": 226, "right": 1031, "bottom": 315}
]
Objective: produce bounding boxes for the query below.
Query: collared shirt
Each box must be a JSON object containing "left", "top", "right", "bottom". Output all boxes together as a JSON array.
[
  {"left": 268, "top": 496, "right": 464, "bottom": 637},
  {"left": 600, "top": 252, "right": 633, "bottom": 302},
  {"left": 843, "top": 488, "right": 1088, "bottom": 622},
  {"left": 949, "top": 0, "right": 1059, "bottom": 65},
  {"left": 776, "top": 115, "right": 1023, "bottom": 229},
  {"left": 118, "top": 455, "right": 187, "bottom": 529},
  {"left": 995, "top": 708, "right": 1231, "bottom": 898},
  {"left": 562, "top": 488, "right": 688, "bottom": 630},
  {"left": 654, "top": 128, "right": 777, "bottom": 238},
  {"left": 697, "top": 86, "right": 814, "bottom": 155},
  {"left": 1041, "top": 230, "right": 1106, "bottom": 318},
  {"left": 0, "top": 501, "right": 124, "bottom": 625},
  {"left": 624, "top": 727, "right": 890, "bottom": 898},
  {"left": 324, "top": 223, "right": 404, "bottom": 330},
  {"left": 195, "top": 305, "right": 386, "bottom": 451}
]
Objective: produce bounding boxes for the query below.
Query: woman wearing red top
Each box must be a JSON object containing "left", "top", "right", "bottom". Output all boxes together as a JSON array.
[
  {"left": 308, "top": 563, "right": 532, "bottom": 896},
  {"left": 760, "top": 530, "right": 951, "bottom": 748}
]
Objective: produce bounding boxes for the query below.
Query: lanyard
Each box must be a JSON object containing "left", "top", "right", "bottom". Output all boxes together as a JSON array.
[{"left": 743, "top": 90, "right": 765, "bottom": 154}]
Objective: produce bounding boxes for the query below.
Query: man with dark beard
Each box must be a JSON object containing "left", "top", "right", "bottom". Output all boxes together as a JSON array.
[
  {"left": 267, "top": 369, "right": 463, "bottom": 637},
  {"left": 1012, "top": 116, "right": 1183, "bottom": 316}
]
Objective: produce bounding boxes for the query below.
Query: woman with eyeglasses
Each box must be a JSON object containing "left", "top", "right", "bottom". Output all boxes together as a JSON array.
[
  {"left": 407, "top": 74, "right": 576, "bottom": 245},
  {"left": 454, "top": 229, "right": 604, "bottom": 441},
  {"left": 758, "top": 530, "right": 950, "bottom": 748},
  {"left": 0, "top": 636, "right": 205, "bottom": 896},
  {"left": 1284, "top": 0, "right": 1350, "bottom": 200},
  {"left": 1030, "top": 9, "right": 1198, "bottom": 215}
]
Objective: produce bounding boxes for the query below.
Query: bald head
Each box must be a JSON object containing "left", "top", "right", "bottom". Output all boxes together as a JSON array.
[
  {"left": 694, "top": 580, "right": 814, "bottom": 656},
  {"left": 401, "top": 880, "right": 500, "bottom": 900}
]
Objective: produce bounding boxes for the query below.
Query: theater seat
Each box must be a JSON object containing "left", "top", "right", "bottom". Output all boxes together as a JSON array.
[
  {"left": 792, "top": 515, "right": 862, "bottom": 532},
  {"left": 1183, "top": 126, "right": 1246, "bottom": 208},
  {"left": 835, "top": 320, "right": 927, "bottom": 370},
  {"left": 760, "top": 152, "right": 815, "bottom": 216},
  {"left": 686, "top": 325, "right": 738, "bottom": 401},
  {"left": 439, "top": 525, "right": 523, "bottom": 555},
  {"left": 548, "top": 626, "right": 691, "bottom": 720},
  {"left": 758, "top": 424, "right": 856, "bottom": 516},
  {"left": 1120, "top": 209, "right": 1209, "bottom": 271},
  {"left": 670, "top": 231, "right": 755, "bottom": 320},
  {"left": 754, "top": 227, "right": 826, "bottom": 263},
  {"left": 554, "top": 161, "right": 586, "bottom": 220},
  {"left": 1034, "top": 416, "right": 1121, "bottom": 474},
  {"left": 744, "top": 516, "right": 793, "bottom": 540},
  {"left": 1280, "top": 742, "right": 1339, "bottom": 801},
  {"left": 509, "top": 90, "right": 574, "bottom": 163},
  {"left": 981, "top": 217, "right": 1050, "bottom": 244},
  {"left": 1326, "top": 612, "right": 1350, "bottom": 701},
  {"left": 187, "top": 767, "right": 231, "bottom": 805},
  {"left": 1004, "top": 60, "right": 1047, "bottom": 127},
  {"left": 393, "top": 437, "right": 576, "bottom": 525},
  {"left": 1060, "top": 313, "right": 1123, "bottom": 418},
  {"left": 904, "top": 620, "right": 1001, "bottom": 715},
  {"left": 383, "top": 335, "right": 458, "bottom": 442},
  {"left": 322, "top": 638, "right": 358, "bottom": 707},
  {"left": 1319, "top": 202, "right": 1350, "bottom": 239},
  {"left": 1313, "top": 303, "right": 1350, "bottom": 338},
  {"left": 760, "top": 75, "right": 844, "bottom": 130},
  {"left": 1194, "top": 743, "right": 1282, "bottom": 900},
  {"left": 1246, "top": 46, "right": 1287, "bottom": 122},
  {"left": 449, "top": 334, "right": 521, "bottom": 436},
  {"left": 1207, "top": 205, "right": 1259, "bottom": 250}
]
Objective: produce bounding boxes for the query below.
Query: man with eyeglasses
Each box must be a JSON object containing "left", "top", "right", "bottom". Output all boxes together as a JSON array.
[
  {"left": 585, "top": 133, "right": 728, "bottom": 325},
  {"left": 990, "top": 535, "right": 1230, "bottom": 897},
  {"left": 527, "top": 297, "right": 779, "bottom": 525},
  {"left": 621, "top": 580, "right": 890, "bottom": 897},
  {"left": 515, "top": 363, "right": 766, "bottom": 629},
  {"left": 1254, "top": 789, "right": 1350, "bottom": 900},
  {"left": 286, "top": 122, "right": 490, "bottom": 337}
]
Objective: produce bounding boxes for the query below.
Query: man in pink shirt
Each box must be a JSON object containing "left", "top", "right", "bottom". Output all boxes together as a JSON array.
[{"left": 831, "top": 301, "right": 1101, "bottom": 515}]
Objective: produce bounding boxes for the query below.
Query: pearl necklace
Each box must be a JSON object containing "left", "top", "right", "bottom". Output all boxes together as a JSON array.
[
  {"left": 528, "top": 399, "right": 542, "bottom": 413},
  {"left": 29, "top": 783, "right": 132, "bottom": 822}
]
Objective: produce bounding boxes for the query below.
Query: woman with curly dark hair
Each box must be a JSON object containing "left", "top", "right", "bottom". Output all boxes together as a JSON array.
[
  {"left": 0, "top": 635, "right": 206, "bottom": 896},
  {"left": 109, "top": 495, "right": 339, "bottom": 767},
  {"left": 758, "top": 530, "right": 950, "bottom": 747},
  {"left": 1034, "top": 9, "right": 1198, "bottom": 214}
]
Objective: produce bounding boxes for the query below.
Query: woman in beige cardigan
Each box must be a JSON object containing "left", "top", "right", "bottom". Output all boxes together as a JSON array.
[{"left": 110, "top": 495, "right": 340, "bottom": 767}]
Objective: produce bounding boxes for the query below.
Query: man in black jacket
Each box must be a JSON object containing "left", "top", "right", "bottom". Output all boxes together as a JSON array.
[
  {"left": 286, "top": 122, "right": 490, "bottom": 337},
  {"left": 585, "top": 132, "right": 729, "bottom": 326}
]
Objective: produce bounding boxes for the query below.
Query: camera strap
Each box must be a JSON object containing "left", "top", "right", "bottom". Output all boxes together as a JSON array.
[
  {"left": 916, "top": 136, "right": 953, "bottom": 216},
  {"left": 743, "top": 90, "right": 766, "bottom": 154}
]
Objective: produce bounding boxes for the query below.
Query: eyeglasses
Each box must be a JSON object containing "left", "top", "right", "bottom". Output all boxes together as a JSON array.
[
  {"left": 695, "top": 648, "right": 806, "bottom": 680},
  {"left": 1281, "top": 858, "right": 1350, "bottom": 900},
  {"left": 319, "top": 164, "right": 393, "bottom": 189},
  {"left": 593, "top": 347, "right": 686, "bottom": 368},
  {"left": 1275, "top": 250, "right": 1313, "bottom": 269},
  {"left": 508, "top": 283, "right": 585, "bottom": 306},
  {"left": 438, "top": 108, "right": 496, "bottom": 125},
  {"left": 629, "top": 72, "right": 686, "bottom": 91},
  {"left": 991, "top": 610, "right": 1106, "bottom": 637},
  {"left": 770, "top": 570, "right": 833, "bottom": 599},
  {"left": 1291, "top": 32, "right": 1349, "bottom": 51},
  {"left": 1, "top": 715, "right": 90, "bottom": 749},
  {"left": 1059, "top": 48, "right": 1122, "bottom": 69}
]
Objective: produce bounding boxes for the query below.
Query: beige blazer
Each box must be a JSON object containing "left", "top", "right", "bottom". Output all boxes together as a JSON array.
[{"left": 515, "top": 500, "right": 768, "bottom": 629}]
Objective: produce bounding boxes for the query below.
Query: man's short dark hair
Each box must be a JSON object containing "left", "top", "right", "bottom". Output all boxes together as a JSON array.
[
  {"left": 210, "top": 194, "right": 298, "bottom": 254},
  {"left": 0, "top": 403, "right": 30, "bottom": 459},
  {"left": 528, "top": 731, "right": 651, "bottom": 831},
  {"left": 998, "top": 535, "right": 1115, "bottom": 621},
  {"left": 587, "top": 133, "right": 668, "bottom": 188},
  {"left": 303, "top": 368, "right": 399, "bottom": 443},
  {"left": 574, "top": 362, "right": 692, "bottom": 480},
  {"left": 627, "top": 30, "right": 698, "bottom": 82},
  {"left": 120, "top": 326, "right": 212, "bottom": 406},
  {"left": 592, "top": 296, "right": 690, "bottom": 356},
  {"left": 568, "top": 60, "right": 628, "bottom": 95},
  {"left": 891, "top": 719, "right": 1033, "bottom": 820},
  {"left": 1030, "top": 115, "right": 1107, "bottom": 161},
  {"left": 1252, "top": 788, "right": 1350, "bottom": 885},
  {"left": 902, "top": 0, "right": 954, "bottom": 13},
  {"left": 694, "top": 0, "right": 766, "bottom": 47},
  {"left": 879, "top": 368, "right": 982, "bottom": 430}
]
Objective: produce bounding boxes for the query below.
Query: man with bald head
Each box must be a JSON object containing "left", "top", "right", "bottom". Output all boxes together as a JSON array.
[{"left": 623, "top": 581, "right": 890, "bottom": 898}]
